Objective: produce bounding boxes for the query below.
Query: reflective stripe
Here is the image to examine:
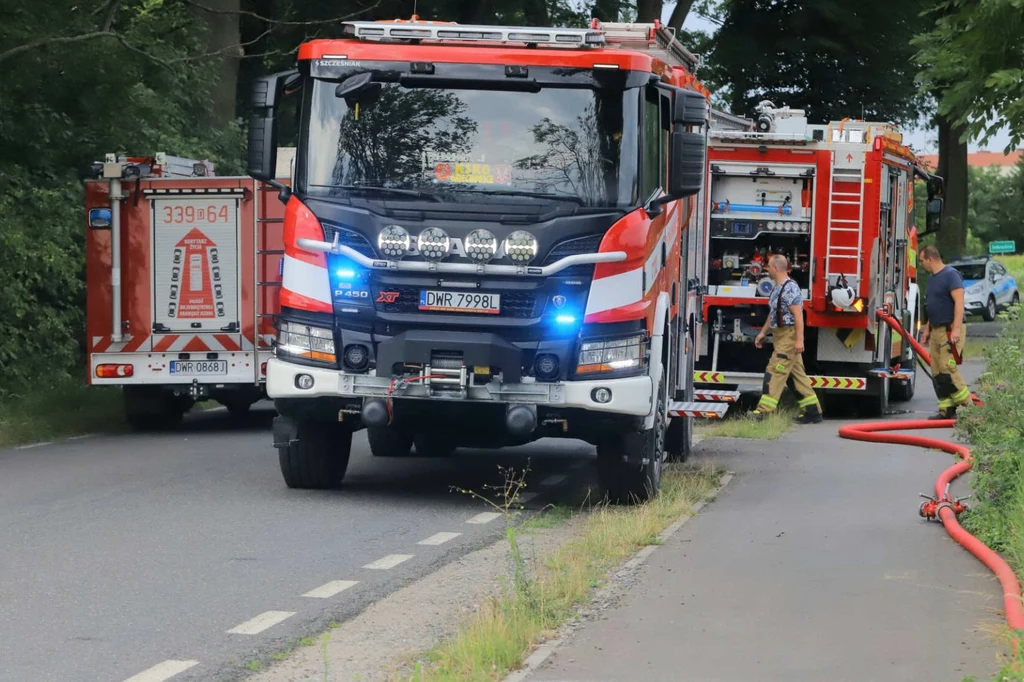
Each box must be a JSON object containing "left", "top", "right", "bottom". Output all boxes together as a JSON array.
[
  {"left": 952, "top": 387, "right": 971, "bottom": 404},
  {"left": 937, "top": 398, "right": 954, "bottom": 409},
  {"left": 798, "top": 395, "right": 820, "bottom": 407},
  {"left": 757, "top": 395, "right": 779, "bottom": 409},
  {"left": 585, "top": 267, "right": 643, "bottom": 315},
  {"left": 282, "top": 254, "right": 331, "bottom": 305}
]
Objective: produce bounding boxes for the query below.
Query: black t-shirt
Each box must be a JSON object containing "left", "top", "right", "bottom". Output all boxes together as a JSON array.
[{"left": 925, "top": 265, "right": 964, "bottom": 325}]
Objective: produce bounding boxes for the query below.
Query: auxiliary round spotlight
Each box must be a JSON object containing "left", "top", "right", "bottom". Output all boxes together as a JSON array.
[
  {"left": 378, "top": 225, "right": 410, "bottom": 259},
  {"left": 343, "top": 344, "right": 370, "bottom": 371},
  {"left": 465, "top": 228, "right": 498, "bottom": 263},
  {"left": 591, "top": 387, "right": 613, "bottom": 404},
  {"left": 295, "top": 374, "right": 315, "bottom": 390},
  {"left": 417, "top": 227, "right": 451, "bottom": 262},
  {"left": 503, "top": 230, "right": 538, "bottom": 264},
  {"left": 534, "top": 353, "right": 560, "bottom": 381}
]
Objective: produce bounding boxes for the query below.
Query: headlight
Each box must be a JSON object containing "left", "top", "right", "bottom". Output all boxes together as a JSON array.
[
  {"left": 465, "top": 228, "right": 498, "bottom": 263},
  {"left": 418, "top": 227, "right": 450, "bottom": 262},
  {"left": 503, "top": 230, "right": 538, "bottom": 264},
  {"left": 576, "top": 334, "right": 647, "bottom": 375},
  {"left": 277, "top": 320, "right": 336, "bottom": 365},
  {"left": 378, "top": 225, "right": 410, "bottom": 259},
  {"left": 967, "top": 283, "right": 984, "bottom": 295}
]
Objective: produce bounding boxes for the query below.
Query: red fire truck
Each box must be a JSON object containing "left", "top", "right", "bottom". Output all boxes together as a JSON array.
[
  {"left": 693, "top": 102, "right": 944, "bottom": 414},
  {"left": 246, "top": 18, "right": 727, "bottom": 501},
  {"left": 84, "top": 153, "right": 287, "bottom": 428}
]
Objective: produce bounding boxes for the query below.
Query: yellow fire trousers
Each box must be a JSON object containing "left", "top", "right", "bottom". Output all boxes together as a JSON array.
[
  {"left": 929, "top": 323, "right": 970, "bottom": 415},
  {"left": 755, "top": 326, "right": 821, "bottom": 415}
]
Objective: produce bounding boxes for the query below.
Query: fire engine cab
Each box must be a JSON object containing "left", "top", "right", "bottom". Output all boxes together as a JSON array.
[
  {"left": 247, "top": 18, "right": 725, "bottom": 501},
  {"left": 84, "top": 154, "right": 287, "bottom": 428},
  {"left": 694, "top": 102, "right": 944, "bottom": 414}
]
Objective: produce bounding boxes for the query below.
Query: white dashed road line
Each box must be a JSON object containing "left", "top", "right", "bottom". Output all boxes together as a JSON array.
[
  {"left": 16, "top": 441, "right": 52, "bottom": 450},
  {"left": 226, "top": 610, "right": 295, "bottom": 635},
  {"left": 302, "top": 580, "right": 359, "bottom": 599},
  {"left": 363, "top": 554, "right": 414, "bottom": 570},
  {"left": 122, "top": 659, "right": 199, "bottom": 682},
  {"left": 541, "top": 474, "right": 567, "bottom": 486},
  {"left": 465, "top": 511, "right": 503, "bottom": 525},
  {"left": 417, "top": 532, "right": 462, "bottom": 546}
]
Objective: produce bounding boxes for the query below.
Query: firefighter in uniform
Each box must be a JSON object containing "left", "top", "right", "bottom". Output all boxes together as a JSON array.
[
  {"left": 918, "top": 245, "right": 971, "bottom": 419},
  {"left": 752, "top": 254, "right": 823, "bottom": 424}
]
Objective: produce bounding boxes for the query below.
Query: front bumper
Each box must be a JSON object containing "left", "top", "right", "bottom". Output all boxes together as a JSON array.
[{"left": 266, "top": 357, "right": 654, "bottom": 416}]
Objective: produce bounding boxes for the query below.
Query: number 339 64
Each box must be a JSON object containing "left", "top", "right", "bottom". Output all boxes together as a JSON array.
[{"left": 161, "top": 205, "right": 230, "bottom": 224}]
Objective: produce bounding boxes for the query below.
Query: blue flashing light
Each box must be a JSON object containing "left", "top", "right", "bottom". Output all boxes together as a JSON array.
[
  {"left": 335, "top": 268, "right": 357, "bottom": 280},
  {"left": 555, "top": 314, "right": 577, "bottom": 325}
]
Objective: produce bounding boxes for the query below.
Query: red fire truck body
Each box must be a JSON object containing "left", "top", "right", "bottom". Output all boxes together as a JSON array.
[
  {"left": 84, "top": 154, "right": 287, "bottom": 427},
  {"left": 694, "top": 105, "right": 943, "bottom": 412},
  {"left": 247, "top": 19, "right": 725, "bottom": 501}
]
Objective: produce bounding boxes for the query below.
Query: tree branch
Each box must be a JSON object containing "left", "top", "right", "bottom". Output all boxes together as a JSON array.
[
  {"left": 176, "top": 0, "right": 381, "bottom": 26},
  {"left": 98, "top": 0, "right": 122, "bottom": 32},
  {"left": 0, "top": 32, "right": 115, "bottom": 66}
]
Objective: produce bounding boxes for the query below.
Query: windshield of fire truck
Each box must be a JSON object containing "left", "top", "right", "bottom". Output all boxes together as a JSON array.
[{"left": 303, "top": 79, "right": 640, "bottom": 208}]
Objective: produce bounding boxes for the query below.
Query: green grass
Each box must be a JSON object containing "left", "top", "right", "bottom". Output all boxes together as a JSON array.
[
  {"left": 696, "top": 406, "right": 797, "bottom": 441},
  {"left": 408, "top": 465, "right": 722, "bottom": 682},
  {"left": 0, "top": 381, "right": 125, "bottom": 448},
  {"left": 521, "top": 505, "right": 573, "bottom": 530}
]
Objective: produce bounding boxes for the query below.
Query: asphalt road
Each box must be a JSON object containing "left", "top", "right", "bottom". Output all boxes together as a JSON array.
[
  {"left": 966, "top": 318, "right": 1004, "bottom": 338},
  {"left": 0, "top": 408, "right": 593, "bottom": 682},
  {"left": 529, "top": 360, "right": 1006, "bottom": 682}
]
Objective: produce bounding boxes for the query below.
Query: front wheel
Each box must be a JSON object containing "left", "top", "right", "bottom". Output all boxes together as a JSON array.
[
  {"left": 278, "top": 421, "right": 352, "bottom": 489},
  {"left": 596, "top": 374, "right": 666, "bottom": 504},
  {"left": 983, "top": 295, "right": 997, "bottom": 321}
]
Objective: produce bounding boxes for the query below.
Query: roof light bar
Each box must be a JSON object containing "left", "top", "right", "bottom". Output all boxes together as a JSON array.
[{"left": 341, "top": 21, "right": 605, "bottom": 47}]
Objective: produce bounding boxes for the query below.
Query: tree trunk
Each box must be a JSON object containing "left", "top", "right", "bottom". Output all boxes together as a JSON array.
[
  {"left": 936, "top": 114, "right": 969, "bottom": 258},
  {"left": 196, "top": 0, "right": 241, "bottom": 127},
  {"left": 667, "top": 0, "right": 696, "bottom": 29},
  {"left": 591, "top": 0, "right": 621, "bottom": 22},
  {"left": 637, "top": 0, "right": 664, "bottom": 22}
]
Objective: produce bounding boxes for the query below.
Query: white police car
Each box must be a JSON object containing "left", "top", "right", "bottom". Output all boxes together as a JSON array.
[{"left": 950, "top": 257, "right": 1020, "bottom": 321}]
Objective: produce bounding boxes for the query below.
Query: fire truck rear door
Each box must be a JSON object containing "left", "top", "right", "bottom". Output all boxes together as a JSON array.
[{"left": 149, "top": 191, "right": 244, "bottom": 354}]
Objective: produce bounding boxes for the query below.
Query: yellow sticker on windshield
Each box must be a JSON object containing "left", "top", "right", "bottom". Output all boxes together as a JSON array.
[{"left": 434, "top": 162, "right": 512, "bottom": 185}]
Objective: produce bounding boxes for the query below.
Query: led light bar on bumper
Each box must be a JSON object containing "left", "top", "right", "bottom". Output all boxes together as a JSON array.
[
  {"left": 277, "top": 320, "right": 337, "bottom": 366},
  {"left": 576, "top": 333, "right": 647, "bottom": 376}
]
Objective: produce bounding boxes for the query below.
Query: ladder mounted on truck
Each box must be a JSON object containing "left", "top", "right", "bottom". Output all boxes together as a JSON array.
[{"left": 88, "top": 153, "right": 215, "bottom": 180}]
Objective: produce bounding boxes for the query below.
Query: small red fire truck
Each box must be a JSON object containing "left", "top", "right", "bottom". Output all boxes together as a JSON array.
[
  {"left": 693, "top": 102, "right": 944, "bottom": 414},
  {"left": 84, "top": 153, "right": 288, "bottom": 428}
]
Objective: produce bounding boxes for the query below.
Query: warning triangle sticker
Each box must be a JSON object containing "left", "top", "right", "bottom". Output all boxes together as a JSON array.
[{"left": 174, "top": 228, "right": 217, "bottom": 319}]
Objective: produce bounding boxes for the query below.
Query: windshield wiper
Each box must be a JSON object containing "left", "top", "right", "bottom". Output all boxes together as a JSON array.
[
  {"left": 452, "top": 189, "right": 585, "bottom": 206},
  {"left": 324, "top": 185, "right": 446, "bottom": 202}
]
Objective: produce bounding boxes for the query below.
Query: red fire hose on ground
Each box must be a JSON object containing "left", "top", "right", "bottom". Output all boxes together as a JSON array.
[{"left": 838, "top": 311, "right": 1024, "bottom": 659}]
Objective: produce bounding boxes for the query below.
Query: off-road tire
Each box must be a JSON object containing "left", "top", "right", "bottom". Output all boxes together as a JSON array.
[
  {"left": 367, "top": 425, "right": 414, "bottom": 457},
  {"left": 597, "top": 374, "right": 666, "bottom": 504},
  {"left": 278, "top": 421, "right": 352, "bottom": 489}
]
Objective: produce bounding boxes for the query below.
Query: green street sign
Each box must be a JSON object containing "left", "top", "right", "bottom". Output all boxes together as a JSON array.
[{"left": 989, "top": 240, "right": 1016, "bottom": 254}]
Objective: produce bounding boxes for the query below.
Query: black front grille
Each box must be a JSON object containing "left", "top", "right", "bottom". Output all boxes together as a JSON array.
[
  {"left": 373, "top": 285, "right": 542, "bottom": 319},
  {"left": 542, "top": 234, "right": 603, "bottom": 278},
  {"left": 321, "top": 224, "right": 376, "bottom": 258}
]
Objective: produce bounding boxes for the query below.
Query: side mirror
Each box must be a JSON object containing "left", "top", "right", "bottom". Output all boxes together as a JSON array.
[
  {"left": 923, "top": 197, "right": 943, "bottom": 235},
  {"left": 671, "top": 88, "right": 709, "bottom": 127},
  {"left": 648, "top": 131, "right": 705, "bottom": 215},
  {"left": 335, "top": 72, "right": 383, "bottom": 108},
  {"left": 668, "top": 130, "right": 705, "bottom": 198},
  {"left": 247, "top": 69, "right": 298, "bottom": 199}
]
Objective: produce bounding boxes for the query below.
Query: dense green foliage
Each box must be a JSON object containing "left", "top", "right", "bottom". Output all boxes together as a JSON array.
[
  {"left": 698, "top": 0, "right": 931, "bottom": 125},
  {"left": 913, "top": 0, "right": 1024, "bottom": 154}
]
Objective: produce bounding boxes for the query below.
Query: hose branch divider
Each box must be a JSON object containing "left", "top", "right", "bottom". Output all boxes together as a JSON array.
[{"left": 839, "top": 311, "right": 1024, "bottom": 647}]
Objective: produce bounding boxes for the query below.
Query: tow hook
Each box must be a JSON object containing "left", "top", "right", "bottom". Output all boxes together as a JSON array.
[{"left": 189, "top": 379, "right": 201, "bottom": 401}]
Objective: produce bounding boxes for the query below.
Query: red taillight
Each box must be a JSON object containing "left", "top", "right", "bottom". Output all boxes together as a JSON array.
[
  {"left": 261, "top": 362, "right": 268, "bottom": 375},
  {"left": 96, "top": 364, "right": 134, "bottom": 378}
]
